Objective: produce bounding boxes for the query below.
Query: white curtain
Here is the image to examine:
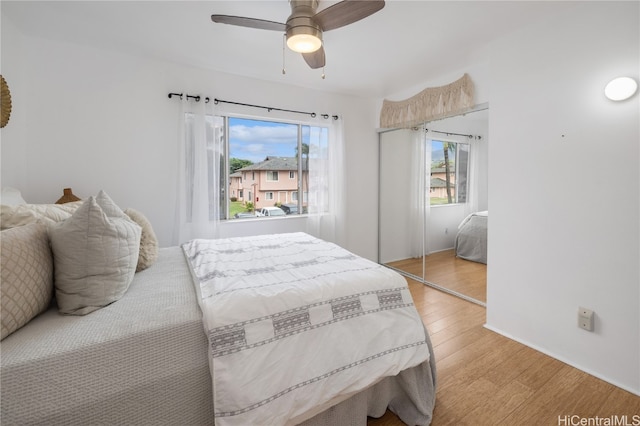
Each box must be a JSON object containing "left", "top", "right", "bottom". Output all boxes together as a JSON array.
[
  {"left": 410, "top": 127, "right": 431, "bottom": 258},
  {"left": 173, "top": 97, "right": 222, "bottom": 245},
  {"left": 306, "top": 117, "right": 346, "bottom": 246},
  {"left": 463, "top": 140, "right": 480, "bottom": 217}
]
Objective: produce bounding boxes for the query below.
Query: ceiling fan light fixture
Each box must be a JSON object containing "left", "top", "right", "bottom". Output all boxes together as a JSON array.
[
  {"left": 286, "top": 15, "right": 322, "bottom": 53},
  {"left": 287, "top": 32, "right": 322, "bottom": 53}
]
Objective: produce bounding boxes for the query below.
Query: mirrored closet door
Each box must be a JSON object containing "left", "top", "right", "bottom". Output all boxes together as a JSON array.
[{"left": 378, "top": 107, "right": 489, "bottom": 306}]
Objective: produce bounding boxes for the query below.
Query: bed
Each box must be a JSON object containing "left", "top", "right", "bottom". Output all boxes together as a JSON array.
[
  {"left": 1, "top": 228, "right": 436, "bottom": 425},
  {"left": 454, "top": 210, "right": 488, "bottom": 264}
]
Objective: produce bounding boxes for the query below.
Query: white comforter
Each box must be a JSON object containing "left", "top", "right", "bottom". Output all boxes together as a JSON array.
[{"left": 182, "top": 232, "right": 430, "bottom": 426}]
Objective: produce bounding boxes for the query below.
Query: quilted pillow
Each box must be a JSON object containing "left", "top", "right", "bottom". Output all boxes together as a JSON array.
[
  {"left": 1, "top": 201, "right": 83, "bottom": 230},
  {"left": 1, "top": 221, "right": 53, "bottom": 340},
  {"left": 49, "top": 191, "right": 141, "bottom": 315},
  {"left": 124, "top": 208, "right": 159, "bottom": 272}
]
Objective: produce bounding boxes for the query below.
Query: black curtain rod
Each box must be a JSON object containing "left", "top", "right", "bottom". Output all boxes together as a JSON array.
[
  {"left": 168, "top": 92, "right": 210, "bottom": 103},
  {"left": 426, "top": 128, "right": 479, "bottom": 139},
  {"left": 213, "top": 98, "right": 338, "bottom": 120}
]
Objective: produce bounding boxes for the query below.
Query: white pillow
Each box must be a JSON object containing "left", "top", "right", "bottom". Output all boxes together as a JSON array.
[
  {"left": 1, "top": 201, "right": 83, "bottom": 230},
  {"left": 49, "top": 191, "right": 141, "bottom": 315},
  {"left": 0, "top": 187, "right": 27, "bottom": 206}
]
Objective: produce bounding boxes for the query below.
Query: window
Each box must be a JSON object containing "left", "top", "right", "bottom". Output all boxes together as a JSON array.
[
  {"left": 183, "top": 112, "right": 338, "bottom": 231},
  {"left": 430, "top": 140, "right": 469, "bottom": 205},
  {"left": 225, "top": 117, "right": 328, "bottom": 220}
]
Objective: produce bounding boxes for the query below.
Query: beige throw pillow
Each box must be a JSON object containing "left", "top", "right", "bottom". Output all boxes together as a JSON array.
[
  {"left": 1, "top": 221, "right": 54, "bottom": 340},
  {"left": 124, "top": 208, "right": 159, "bottom": 272},
  {"left": 49, "top": 191, "right": 141, "bottom": 315}
]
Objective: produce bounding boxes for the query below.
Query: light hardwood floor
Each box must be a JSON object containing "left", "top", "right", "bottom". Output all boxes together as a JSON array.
[
  {"left": 367, "top": 278, "right": 640, "bottom": 426},
  {"left": 388, "top": 250, "right": 487, "bottom": 303}
]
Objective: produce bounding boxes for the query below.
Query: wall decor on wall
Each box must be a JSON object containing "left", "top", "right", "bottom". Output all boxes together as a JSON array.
[
  {"left": 1, "top": 75, "right": 12, "bottom": 128},
  {"left": 379, "top": 74, "right": 475, "bottom": 129}
]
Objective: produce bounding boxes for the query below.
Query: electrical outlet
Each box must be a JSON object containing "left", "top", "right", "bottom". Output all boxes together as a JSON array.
[{"left": 578, "top": 307, "right": 594, "bottom": 332}]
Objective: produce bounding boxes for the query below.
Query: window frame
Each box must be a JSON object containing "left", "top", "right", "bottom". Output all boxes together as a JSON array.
[
  {"left": 429, "top": 139, "right": 470, "bottom": 207},
  {"left": 218, "top": 113, "right": 329, "bottom": 221}
]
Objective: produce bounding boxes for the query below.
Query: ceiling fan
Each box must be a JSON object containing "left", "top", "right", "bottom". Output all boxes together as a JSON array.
[{"left": 211, "top": 0, "right": 385, "bottom": 69}]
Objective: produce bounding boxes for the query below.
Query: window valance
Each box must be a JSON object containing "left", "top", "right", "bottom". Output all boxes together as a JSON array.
[{"left": 379, "top": 73, "right": 475, "bottom": 129}]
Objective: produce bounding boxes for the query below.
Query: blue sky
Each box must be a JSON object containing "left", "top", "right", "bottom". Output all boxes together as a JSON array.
[
  {"left": 431, "top": 140, "right": 446, "bottom": 162},
  {"left": 229, "top": 118, "right": 298, "bottom": 163}
]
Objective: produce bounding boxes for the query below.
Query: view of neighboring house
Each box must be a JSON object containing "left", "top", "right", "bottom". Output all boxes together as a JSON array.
[
  {"left": 229, "top": 155, "right": 457, "bottom": 209},
  {"left": 430, "top": 165, "right": 456, "bottom": 200},
  {"left": 229, "top": 156, "right": 308, "bottom": 211}
]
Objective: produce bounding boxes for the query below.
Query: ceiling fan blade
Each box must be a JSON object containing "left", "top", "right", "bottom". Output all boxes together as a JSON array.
[
  {"left": 302, "top": 46, "right": 326, "bottom": 69},
  {"left": 314, "top": 0, "right": 385, "bottom": 31},
  {"left": 211, "top": 15, "right": 286, "bottom": 32}
]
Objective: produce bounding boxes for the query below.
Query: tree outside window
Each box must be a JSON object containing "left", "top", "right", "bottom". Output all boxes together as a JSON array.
[{"left": 430, "top": 140, "right": 469, "bottom": 205}]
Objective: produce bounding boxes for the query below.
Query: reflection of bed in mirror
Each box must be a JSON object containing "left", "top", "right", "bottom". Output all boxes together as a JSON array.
[{"left": 454, "top": 211, "right": 488, "bottom": 264}]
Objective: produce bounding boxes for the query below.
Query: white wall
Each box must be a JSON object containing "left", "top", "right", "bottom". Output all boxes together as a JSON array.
[
  {"left": 0, "top": 14, "right": 28, "bottom": 189},
  {"left": 486, "top": 2, "right": 639, "bottom": 394},
  {"left": 0, "top": 17, "right": 380, "bottom": 260}
]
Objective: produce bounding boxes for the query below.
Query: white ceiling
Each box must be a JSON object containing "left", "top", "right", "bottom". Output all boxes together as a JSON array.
[{"left": 2, "top": 1, "right": 578, "bottom": 98}]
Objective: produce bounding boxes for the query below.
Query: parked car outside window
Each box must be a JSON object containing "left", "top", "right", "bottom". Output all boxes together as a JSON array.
[
  {"left": 279, "top": 203, "right": 299, "bottom": 215},
  {"left": 256, "top": 207, "right": 286, "bottom": 217}
]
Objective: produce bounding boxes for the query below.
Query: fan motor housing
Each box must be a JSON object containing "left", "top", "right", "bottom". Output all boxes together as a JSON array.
[
  {"left": 287, "top": 0, "right": 321, "bottom": 35},
  {"left": 286, "top": 16, "right": 322, "bottom": 41}
]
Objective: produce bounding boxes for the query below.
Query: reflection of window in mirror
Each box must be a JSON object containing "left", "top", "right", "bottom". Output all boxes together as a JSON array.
[{"left": 429, "top": 140, "right": 470, "bottom": 205}]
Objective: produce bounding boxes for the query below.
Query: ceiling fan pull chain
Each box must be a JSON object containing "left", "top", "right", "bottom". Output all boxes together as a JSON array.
[
  {"left": 282, "top": 34, "right": 287, "bottom": 75},
  {"left": 320, "top": 39, "right": 326, "bottom": 79}
]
